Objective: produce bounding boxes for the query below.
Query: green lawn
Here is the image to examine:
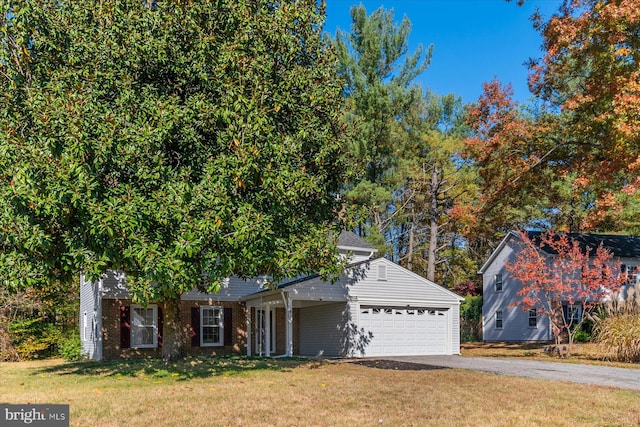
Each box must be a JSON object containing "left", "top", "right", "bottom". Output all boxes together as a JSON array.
[{"left": 1, "top": 357, "right": 639, "bottom": 426}]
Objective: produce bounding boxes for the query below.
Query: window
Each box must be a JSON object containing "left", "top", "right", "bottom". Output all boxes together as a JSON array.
[
  {"left": 528, "top": 309, "right": 537, "bottom": 328},
  {"left": 378, "top": 264, "right": 387, "bottom": 281},
  {"left": 131, "top": 305, "right": 158, "bottom": 348},
  {"left": 495, "top": 274, "right": 503, "bottom": 292},
  {"left": 566, "top": 304, "right": 582, "bottom": 324},
  {"left": 201, "top": 306, "right": 223, "bottom": 346},
  {"left": 623, "top": 265, "right": 639, "bottom": 285},
  {"left": 495, "top": 310, "right": 503, "bottom": 329}
]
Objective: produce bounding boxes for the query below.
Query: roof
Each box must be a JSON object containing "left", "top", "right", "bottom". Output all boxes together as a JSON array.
[
  {"left": 479, "top": 230, "right": 640, "bottom": 274},
  {"left": 242, "top": 256, "right": 463, "bottom": 302},
  {"left": 338, "top": 230, "right": 378, "bottom": 252},
  {"left": 526, "top": 231, "right": 640, "bottom": 259}
]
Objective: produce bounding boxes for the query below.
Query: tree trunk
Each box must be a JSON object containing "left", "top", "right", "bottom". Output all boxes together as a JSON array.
[
  {"left": 426, "top": 166, "right": 440, "bottom": 282},
  {"left": 407, "top": 219, "right": 415, "bottom": 271},
  {"left": 160, "top": 297, "right": 185, "bottom": 362}
]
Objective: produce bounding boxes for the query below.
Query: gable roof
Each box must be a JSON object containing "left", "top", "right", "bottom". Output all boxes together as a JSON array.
[
  {"left": 337, "top": 230, "right": 378, "bottom": 252},
  {"left": 479, "top": 230, "right": 640, "bottom": 274},
  {"left": 526, "top": 231, "right": 640, "bottom": 259},
  {"left": 243, "top": 256, "right": 463, "bottom": 303}
]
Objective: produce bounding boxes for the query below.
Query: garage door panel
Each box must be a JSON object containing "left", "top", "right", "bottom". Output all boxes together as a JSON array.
[{"left": 359, "top": 306, "right": 449, "bottom": 356}]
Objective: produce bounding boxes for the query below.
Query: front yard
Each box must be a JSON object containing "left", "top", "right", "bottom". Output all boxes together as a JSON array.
[
  {"left": 1, "top": 357, "right": 639, "bottom": 426},
  {"left": 461, "top": 342, "right": 640, "bottom": 369}
]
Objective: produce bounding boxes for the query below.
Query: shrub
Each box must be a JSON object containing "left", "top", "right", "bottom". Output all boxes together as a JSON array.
[
  {"left": 460, "top": 295, "right": 483, "bottom": 342},
  {"left": 593, "top": 283, "right": 640, "bottom": 363},
  {"left": 58, "top": 331, "right": 85, "bottom": 361},
  {"left": 573, "top": 329, "right": 591, "bottom": 343}
]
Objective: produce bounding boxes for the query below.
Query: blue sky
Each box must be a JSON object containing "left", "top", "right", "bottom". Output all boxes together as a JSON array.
[{"left": 324, "top": 0, "right": 562, "bottom": 105}]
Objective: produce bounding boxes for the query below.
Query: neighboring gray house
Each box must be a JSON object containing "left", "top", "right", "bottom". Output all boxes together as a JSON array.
[
  {"left": 480, "top": 231, "right": 640, "bottom": 342},
  {"left": 80, "top": 231, "right": 463, "bottom": 360}
]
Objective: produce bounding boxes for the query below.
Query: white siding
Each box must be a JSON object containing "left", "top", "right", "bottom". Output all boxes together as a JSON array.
[
  {"left": 451, "top": 304, "right": 460, "bottom": 354},
  {"left": 349, "top": 259, "right": 462, "bottom": 307},
  {"left": 79, "top": 275, "right": 102, "bottom": 360},
  {"left": 298, "top": 302, "right": 349, "bottom": 357}
]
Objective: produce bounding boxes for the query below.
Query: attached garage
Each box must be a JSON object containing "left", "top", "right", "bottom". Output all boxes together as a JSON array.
[
  {"left": 269, "top": 257, "right": 463, "bottom": 358},
  {"left": 358, "top": 306, "right": 449, "bottom": 356}
]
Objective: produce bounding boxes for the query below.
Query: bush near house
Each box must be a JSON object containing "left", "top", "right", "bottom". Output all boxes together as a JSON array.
[
  {"left": 594, "top": 284, "right": 640, "bottom": 363},
  {"left": 460, "top": 295, "right": 482, "bottom": 342}
]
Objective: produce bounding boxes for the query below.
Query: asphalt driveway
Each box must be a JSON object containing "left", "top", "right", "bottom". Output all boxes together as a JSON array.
[{"left": 376, "top": 356, "right": 640, "bottom": 390}]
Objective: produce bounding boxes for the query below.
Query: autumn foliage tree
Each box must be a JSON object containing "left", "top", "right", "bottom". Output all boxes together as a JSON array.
[
  {"left": 506, "top": 231, "right": 624, "bottom": 354},
  {"left": 528, "top": 0, "right": 640, "bottom": 232}
]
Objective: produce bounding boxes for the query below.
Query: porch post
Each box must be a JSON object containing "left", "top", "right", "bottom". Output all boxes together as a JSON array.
[
  {"left": 265, "top": 306, "right": 271, "bottom": 357},
  {"left": 286, "top": 293, "right": 293, "bottom": 357},
  {"left": 246, "top": 304, "right": 252, "bottom": 357}
]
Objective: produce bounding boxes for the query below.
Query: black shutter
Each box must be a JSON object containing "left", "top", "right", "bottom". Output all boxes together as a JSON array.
[
  {"left": 224, "top": 307, "right": 233, "bottom": 346},
  {"left": 191, "top": 307, "right": 200, "bottom": 347},
  {"left": 120, "top": 306, "right": 130, "bottom": 349},
  {"left": 157, "top": 307, "right": 163, "bottom": 347}
]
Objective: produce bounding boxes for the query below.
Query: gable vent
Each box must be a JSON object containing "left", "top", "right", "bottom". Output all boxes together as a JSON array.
[{"left": 378, "top": 264, "right": 387, "bottom": 281}]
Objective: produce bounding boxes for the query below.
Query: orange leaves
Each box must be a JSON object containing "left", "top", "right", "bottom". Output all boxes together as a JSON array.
[{"left": 508, "top": 230, "right": 623, "bottom": 310}]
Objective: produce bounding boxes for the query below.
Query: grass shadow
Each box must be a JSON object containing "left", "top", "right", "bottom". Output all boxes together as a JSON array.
[{"left": 35, "top": 356, "right": 319, "bottom": 381}]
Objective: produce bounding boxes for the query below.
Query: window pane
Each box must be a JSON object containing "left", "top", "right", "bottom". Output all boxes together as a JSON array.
[
  {"left": 201, "top": 307, "right": 222, "bottom": 345},
  {"left": 131, "top": 307, "right": 156, "bottom": 347},
  {"left": 528, "top": 309, "right": 537, "bottom": 327}
]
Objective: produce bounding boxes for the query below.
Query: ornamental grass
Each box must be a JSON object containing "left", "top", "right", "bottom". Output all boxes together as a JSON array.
[{"left": 593, "top": 283, "right": 640, "bottom": 363}]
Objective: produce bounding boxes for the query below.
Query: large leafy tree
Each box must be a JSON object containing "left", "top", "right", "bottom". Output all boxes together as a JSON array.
[
  {"left": 0, "top": 0, "right": 347, "bottom": 361},
  {"left": 528, "top": 0, "right": 640, "bottom": 232}
]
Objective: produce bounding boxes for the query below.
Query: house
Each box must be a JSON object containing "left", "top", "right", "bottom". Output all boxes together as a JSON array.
[
  {"left": 480, "top": 231, "right": 640, "bottom": 342},
  {"left": 80, "top": 231, "right": 463, "bottom": 360}
]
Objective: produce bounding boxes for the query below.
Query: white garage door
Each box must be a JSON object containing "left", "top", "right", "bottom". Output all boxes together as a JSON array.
[{"left": 358, "top": 306, "right": 449, "bottom": 356}]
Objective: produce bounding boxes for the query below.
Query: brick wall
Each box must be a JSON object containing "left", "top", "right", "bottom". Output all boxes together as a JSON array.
[{"left": 102, "top": 299, "right": 247, "bottom": 360}]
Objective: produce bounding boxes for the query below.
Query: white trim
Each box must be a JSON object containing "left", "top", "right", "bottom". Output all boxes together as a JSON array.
[
  {"left": 82, "top": 311, "right": 88, "bottom": 342},
  {"left": 200, "top": 306, "right": 224, "bottom": 347},
  {"left": 478, "top": 232, "right": 514, "bottom": 274},
  {"left": 337, "top": 245, "right": 378, "bottom": 253},
  {"left": 246, "top": 307, "right": 252, "bottom": 356},
  {"left": 130, "top": 304, "right": 158, "bottom": 349}
]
